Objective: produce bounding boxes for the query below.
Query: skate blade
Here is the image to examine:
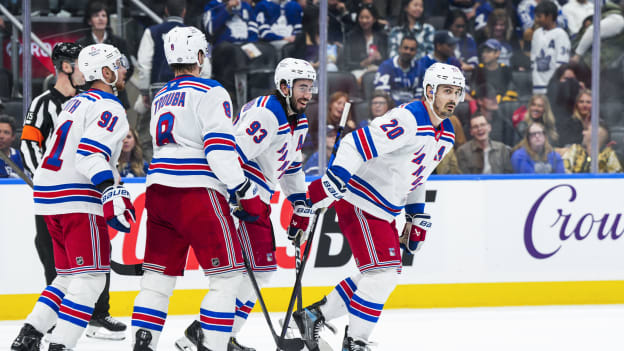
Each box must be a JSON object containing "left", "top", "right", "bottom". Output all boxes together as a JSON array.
[
  {"left": 174, "top": 336, "right": 197, "bottom": 351},
  {"left": 85, "top": 325, "right": 126, "bottom": 340},
  {"left": 281, "top": 318, "right": 334, "bottom": 351}
]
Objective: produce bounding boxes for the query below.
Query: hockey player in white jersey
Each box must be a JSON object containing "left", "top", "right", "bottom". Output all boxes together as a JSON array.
[
  {"left": 530, "top": 0, "right": 570, "bottom": 94},
  {"left": 294, "top": 63, "right": 464, "bottom": 351},
  {"left": 175, "top": 58, "right": 316, "bottom": 351},
  {"left": 10, "top": 43, "right": 135, "bottom": 351},
  {"left": 130, "top": 26, "right": 265, "bottom": 351}
]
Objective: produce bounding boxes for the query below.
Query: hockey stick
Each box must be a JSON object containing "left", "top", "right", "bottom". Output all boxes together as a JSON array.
[
  {"left": 0, "top": 149, "right": 33, "bottom": 188},
  {"left": 278, "top": 101, "right": 352, "bottom": 349},
  {"left": 238, "top": 224, "right": 305, "bottom": 351}
]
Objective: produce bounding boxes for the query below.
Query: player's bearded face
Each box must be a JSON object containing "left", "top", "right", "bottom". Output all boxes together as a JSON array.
[
  {"left": 433, "top": 85, "right": 461, "bottom": 118},
  {"left": 290, "top": 79, "right": 314, "bottom": 113}
]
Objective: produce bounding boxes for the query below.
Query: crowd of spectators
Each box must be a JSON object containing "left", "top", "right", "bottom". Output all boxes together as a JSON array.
[{"left": 1, "top": 0, "right": 624, "bottom": 179}]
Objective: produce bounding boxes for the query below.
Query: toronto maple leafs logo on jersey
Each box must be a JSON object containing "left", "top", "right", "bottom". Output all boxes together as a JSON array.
[{"left": 536, "top": 49, "right": 552, "bottom": 72}]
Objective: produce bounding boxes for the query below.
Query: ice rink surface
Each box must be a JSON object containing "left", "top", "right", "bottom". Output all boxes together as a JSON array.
[{"left": 2, "top": 305, "right": 624, "bottom": 350}]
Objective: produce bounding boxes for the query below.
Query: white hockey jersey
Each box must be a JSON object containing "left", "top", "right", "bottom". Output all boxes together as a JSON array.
[
  {"left": 33, "top": 89, "right": 129, "bottom": 216},
  {"left": 331, "top": 100, "right": 455, "bottom": 222},
  {"left": 531, "top": 26, "right": 570, "bottom": 94},
  {"left": 233, "top": 95, "right": 307, "bottom": 203},
  {"left": 146, "top": 75, "right": 245, "bottom": 195}
]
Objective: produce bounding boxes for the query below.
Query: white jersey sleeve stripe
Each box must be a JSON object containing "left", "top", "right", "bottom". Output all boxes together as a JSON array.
[{"left": 203, "top": 132, "right": 236, "bottom": 155}]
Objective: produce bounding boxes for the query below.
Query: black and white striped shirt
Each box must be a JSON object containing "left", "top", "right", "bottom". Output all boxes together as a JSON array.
[{"left": 20, "top": 88, "right": 71, "bottom": 175}]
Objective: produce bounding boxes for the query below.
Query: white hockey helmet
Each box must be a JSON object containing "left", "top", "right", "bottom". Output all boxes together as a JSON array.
[
  {"left": 274, "top": 58, "right": 317, "bottom": 98},
  {"left": 422, "top": 62, "right": 465, "bottom": 102},
  {"left": 78, "top": 43, "right": 128, "bottom": 84},
  {"left": 164, "top": 26, "right": 209, "bottom": 68}
]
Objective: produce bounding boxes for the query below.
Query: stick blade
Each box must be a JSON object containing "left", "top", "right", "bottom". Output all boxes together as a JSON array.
[{"left": 277, "top": 337, "right": 305, "bottom": 350}]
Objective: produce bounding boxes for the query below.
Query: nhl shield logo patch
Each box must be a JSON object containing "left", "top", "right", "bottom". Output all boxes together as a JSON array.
[
  {"left": 76, "top": 256, "right": 84, "bottom": 265},
  {"left": 389, "top": 248, "right": 396, "bottom": 256},
  {"left": 267, "top": 253, "right": 274, "bottom": 262},
  {"left": 212, "top": 258, "right": 220, "bottom": 267}
]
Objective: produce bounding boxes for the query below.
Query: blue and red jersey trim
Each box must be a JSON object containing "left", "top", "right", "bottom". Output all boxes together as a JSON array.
[
  {"left": 33, "top": 183, "right": 101, "bottom": 205},
  {"left": 352, "top": 127, "right": 378, "bottom": 162},
  {"left": 77, "top": 138, "right": 112, "bottom": 161},
  {"left": 203, "top": 132, "right": 236, "bottom": 155},
  {"left": 148, "top": 158, "right": 216, "bottom": 178},
  {"left": 347, "top": 175, "right": 403, "bottom": 216}
]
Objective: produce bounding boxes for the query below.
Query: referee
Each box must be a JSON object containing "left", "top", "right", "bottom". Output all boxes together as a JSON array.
[{"left": 19, "top": 42, "right": 127, "bottom": 340}]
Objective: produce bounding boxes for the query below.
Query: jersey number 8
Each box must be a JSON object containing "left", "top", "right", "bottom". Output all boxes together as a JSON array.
[{"left": 156, "top": 112, "right": 176, "bottom": 146}]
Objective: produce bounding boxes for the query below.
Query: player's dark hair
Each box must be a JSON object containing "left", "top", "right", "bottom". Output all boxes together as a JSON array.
[
  {"left": 0, "top": 114, "right": 17, "bottom": 135},
  {"left": 170, "top": 63, "right": 198, "bottom": 74},
  {"left": 165, "top": 0, "right": 186, "bottom": 17},
  {"left": 271, "top": 88, "right": 291, "bottom": 115},
  {"left": 535, "top": 0, "right": 558, "bottom": 21},
  {"left": 84, "top": 0, "right": 110, "bottom": 28}
]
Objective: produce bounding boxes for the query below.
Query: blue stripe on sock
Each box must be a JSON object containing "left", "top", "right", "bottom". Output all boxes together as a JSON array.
[
  {"left": 58, "top": 313, "right": 88, "bottom": 328},
  {"left": 131, "top": 320, "right": 164, "bottom": 332}
]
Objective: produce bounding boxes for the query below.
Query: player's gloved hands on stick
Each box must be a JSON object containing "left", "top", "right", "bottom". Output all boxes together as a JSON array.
[
  {"left": 308, "top": 168, "right": 347, "bottom": 209},
  {"left": 101, "top": 184, "right": 136, "bottom": 233},
  {"left": 229, "top": 178, "right": 267, "bottom": 222},
  {"left": 287, "top": 199, "right": 314, "bottom": 244},
  {"left": 399, "top": 213, "right": 431, "bottom": 254}
]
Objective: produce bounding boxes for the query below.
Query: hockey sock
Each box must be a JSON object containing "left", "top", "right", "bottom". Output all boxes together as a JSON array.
[
  {"left": 26, "top": 275, "right": 71, "bottom": 333},
  {"left": 320, "top": 274, "right": 362, "bottom": 321},
  {"left": 231, "top": 270, "right": 273, "bottom": 336},
  {"left": 48, "top": 273, "right": 106, "bottom": 348},
  {"left": 131, "top": 271, "right": 176, "bottom": 349},
  {"left": 200, "top": 272, "right": 243, "bottom": 351},
  {"left": 347, "top": 269, "right": 398, "bottom": 341}
]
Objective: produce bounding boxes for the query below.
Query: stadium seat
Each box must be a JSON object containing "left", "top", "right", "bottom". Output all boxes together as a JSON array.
[
  {"left": 0, "top": 69, "right": 12, "bottom": 99},
  {"left": 602, "top": 102, "right": 624, "bottom": 127},
  {"left": 281, "top": 42, "right": 296, "bottom": 60},
  {"left": 454, "top": 101, "right": 470, "bottom": 128},
  {"left": 498, "top": 101, "right": 523, "bottom": 122},
  {"left": 327, "top": 71, "right": 359, "bottom": 99},
  {"left": 609, "top": 126, "right": 624, "bottom": 165},
  {"left": 511, "top": 71, "right": 532, "bottom": 102},
  {"left": 361, "top": 71, "right": 377, "bottom": 102},
  {"left": 352, "top": 100, "right": 370, "bottom": 126},
  {"left": 428, "top": 16, "right": 446, "bottom": 30}
]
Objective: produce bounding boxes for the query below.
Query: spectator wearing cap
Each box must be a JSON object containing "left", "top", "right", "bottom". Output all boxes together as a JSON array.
[
  {"left": 474, "top": 83, "right": 519, "bottom": 147},
  {"left": 414, "top": 30, "right": 462, "bottom": 99},
  {"left": 470, "top": 39, "right": 517, "bottom": 102},
  {"left": 457, "top": 112, "right": 513, "bottom": 174},
  {"left": 0, "top": 115, "right": 24, "bottom": 178},
  {"left": 388, "top": 0, "right": 435, "bottom": 60},
  {"left": 373, "top": 36, "right": 419, "bottom": 106}
]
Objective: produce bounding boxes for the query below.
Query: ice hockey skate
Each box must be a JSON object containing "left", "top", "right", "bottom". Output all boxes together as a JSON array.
[
  {"left": 85, "top": 315, "right": 127, "bottom": 340},
  {"left": 341, "top": 327, "right": 375, "bottom": 351},
  {"left": 293, "top": 297, "right": 337, "bottom": 351},
  {"left": 48, "top": 343, "right": 70, "bottom": 351},
  {"left": 10, "top": 323, "right": 43, "bottom": 351},
  {"left": 134, "top": 329, "right": 154, "bottom": 351},
  {"left": 174, "top": 320, "right": 214, "bottom": 351}
]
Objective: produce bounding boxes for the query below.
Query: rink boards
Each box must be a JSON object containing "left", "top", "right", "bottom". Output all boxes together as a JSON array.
[{"left": 1, "top": 174, "right": 624, "bottom": 320}]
